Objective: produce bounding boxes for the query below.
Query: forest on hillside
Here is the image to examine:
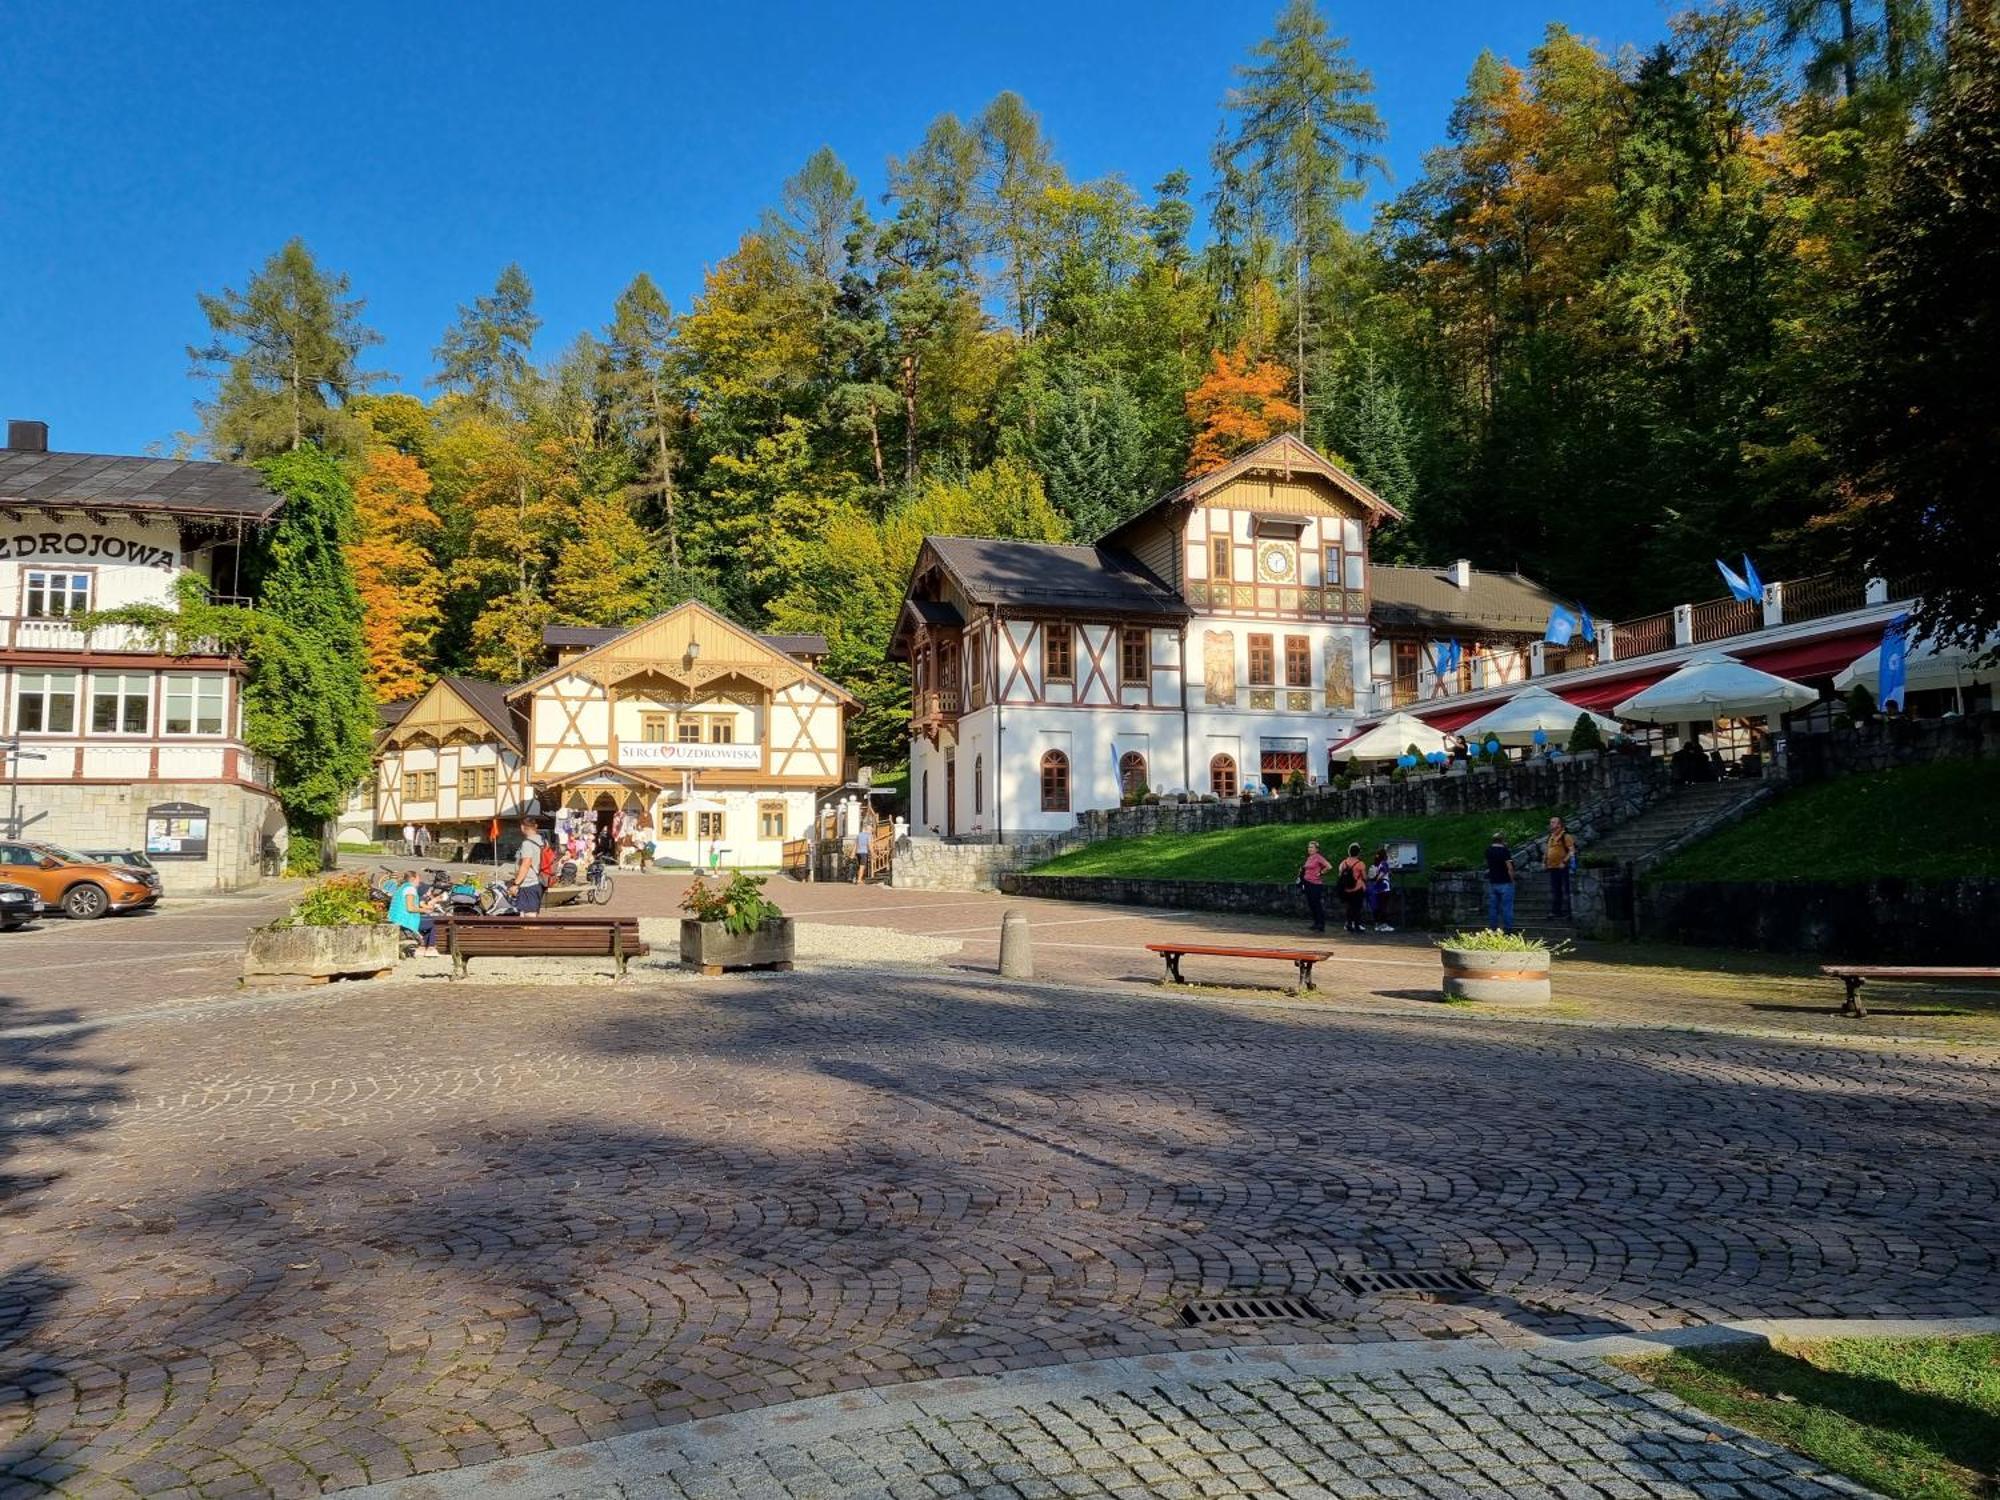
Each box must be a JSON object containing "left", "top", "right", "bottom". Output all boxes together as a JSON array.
[{"left": 186, "top": 0, "right": 1999, "bottom": 767}]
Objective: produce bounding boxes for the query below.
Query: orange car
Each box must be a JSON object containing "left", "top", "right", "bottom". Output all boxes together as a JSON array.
[{"left": 0, "top": 841, "right": 161, "bottom": 919}]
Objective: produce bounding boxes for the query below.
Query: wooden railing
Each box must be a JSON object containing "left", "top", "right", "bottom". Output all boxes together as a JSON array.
[
  {"left": 909, "top": 688, "right": 961, "bottom": 724},
  {"left": 1691, "top": 596, "right": 1760, "bottom": 644},
  {"left": 1614, "top": 609, "right": 1676, "bottom": 659},
  {"left": 1781, "top": 573, "right": 1868, "bottom": 625}
]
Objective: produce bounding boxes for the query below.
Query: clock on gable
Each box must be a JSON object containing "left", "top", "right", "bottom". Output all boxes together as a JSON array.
[{"left": 1256, "top": 541, "right": 1297, "bottom": 583}]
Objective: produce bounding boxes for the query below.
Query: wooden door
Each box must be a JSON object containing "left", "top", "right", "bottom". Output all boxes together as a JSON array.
[{"left": 944, "top": 752, "right": 957, "bottom": 836}]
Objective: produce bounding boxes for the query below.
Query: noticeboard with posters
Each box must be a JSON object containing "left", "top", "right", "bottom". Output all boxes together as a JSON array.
[{"left": 145, "top": 801, "right": 211, "bottom": 860}]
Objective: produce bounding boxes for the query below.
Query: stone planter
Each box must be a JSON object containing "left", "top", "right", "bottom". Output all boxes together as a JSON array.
[
  {"left": 680, "top": 916, "right": 796, "bottom": 974},
  {"left": 1440, "top": 945, "right": 1552, "bottom": 1006},
  {"left": 242, "top": 923, "right": 401, "bottom": 987}
]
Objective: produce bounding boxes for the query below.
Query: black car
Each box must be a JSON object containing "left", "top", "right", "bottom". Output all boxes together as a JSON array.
[{"left": 0, "top": 880, "right": 37, "bottom": 931}]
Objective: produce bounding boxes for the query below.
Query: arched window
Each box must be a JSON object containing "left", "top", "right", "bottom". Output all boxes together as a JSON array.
[
  {"left": 1210, "top": 753, "right": 1238, "bottom": 798},
  {"left": 1119, "top": 751, "right": 1148, "bottom": 796},
  {"left": 1040, "top": 750, "right": 1070, "bottom": 812},
  {"left": 973, "top": 755, "right": 984, "bottom": 815},
  {"left": 921, "top": 770, "right": 930, "bottom": 826}
]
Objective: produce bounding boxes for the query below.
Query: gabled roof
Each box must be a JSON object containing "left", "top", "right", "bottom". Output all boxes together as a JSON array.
[
  {"left": 1370, "top": 565, "right": 1577, "bottom": 637},
  {"left": 513, "top": 600, "right": 855, "bottom": 705},
  {"left": 541, "top": 623, "right": 831, "bottom": 659},
  {"left": 922, "top": 536, "right": 1189, "bottom": 619},
  {"left": 0, "top": 449, "right": 286, "bottom": 521},
  {"left": 379, "top": 674, "right": 525, "bottom": 751},
  {"left": 1099, "top": 434, "right": 1401, "bottom": 549},
  {"left": 537, "top": 761, "right": 680, "bottom": 793}
]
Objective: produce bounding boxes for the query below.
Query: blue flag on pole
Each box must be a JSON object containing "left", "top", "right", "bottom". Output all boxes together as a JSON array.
[
  {"left": 1878, "top": 613, "right": 1911, "bottom": 712},
  {"left": 1742, "top": 554, "right": 1764, "bottom": 600},
  {"left": 1579, "top": 607, "right": 1596, "bottom": 644},
  {"left": 1715, "top": 558, "right": 1755, "bottom": 603},
  {"left": 1435, "top": 639, "right": 1459, "bottom": 675},
  {"left": 1545, "top": 605, "right": 1579, "bottom": 646}
]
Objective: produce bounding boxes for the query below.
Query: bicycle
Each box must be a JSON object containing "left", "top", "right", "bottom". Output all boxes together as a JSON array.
[{"left": 584, "top": 856, "right": 615, "bottom": 905}]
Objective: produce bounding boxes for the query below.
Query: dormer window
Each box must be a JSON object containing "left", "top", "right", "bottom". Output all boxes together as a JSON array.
[{"left": 24, "top": 570, "right": 90, "bottom": 619}]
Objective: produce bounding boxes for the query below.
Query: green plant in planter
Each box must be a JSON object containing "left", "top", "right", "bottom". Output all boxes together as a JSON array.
[
  {"left": 1567, "top": 712, "right": 1606, "bottom": 753},
  {"left": 267, "top": 873, "right": 381, "bottom": 931},
  {"left": 1285, "top": 769, "right": 1307, "bottom": 796},
  {"left": 1439, "top": 928, "right": 1572, "bottom": 955},
  {"left": 681, "top": 871, "right": 784, "bottom": 936}
]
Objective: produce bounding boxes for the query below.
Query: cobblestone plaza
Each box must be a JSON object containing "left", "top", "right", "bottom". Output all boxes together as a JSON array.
[{"left": 1, "top": 886, "right": 1994, "bottom": 1497}]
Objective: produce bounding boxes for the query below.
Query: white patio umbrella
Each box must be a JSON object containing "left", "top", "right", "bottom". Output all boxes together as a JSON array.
[
  {"left": 1614, "top": 652, "right": 1819, "bottom": 723},
  {"left": 1835, "top": 630, "right": 2000, "bottom": 704},
  {"left": 1456, "top": 686, "right": 1620, "bottom": 748},
  {"left": 659, "top": 794, "right": 728, "bottom": 870},
  {"left": 1329, "top": 711, "right": 1449, "bottom": 763}
]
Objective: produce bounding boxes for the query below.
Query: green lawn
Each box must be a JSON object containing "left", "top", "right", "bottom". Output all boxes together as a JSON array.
[
  {"left": 1622, "top": 1335, "right": 2000, "bottom": 1500},
  {"left": 1650, "top": 760, "right": 2000, "bottom": 882},
  {"left": 1031, "top": 807, "right": 1559, "bottom": 888}
]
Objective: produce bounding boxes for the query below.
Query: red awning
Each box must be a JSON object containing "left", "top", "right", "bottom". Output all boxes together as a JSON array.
[
  {"left": 1736, "top": 625, "right": 1881, "bottom": 683},
  {"left": 1417, "top": 701, "right": 1500, "bottom": 733},
  {"left": 1551, "top": 668, "right": 1677, "bottom": 715}
]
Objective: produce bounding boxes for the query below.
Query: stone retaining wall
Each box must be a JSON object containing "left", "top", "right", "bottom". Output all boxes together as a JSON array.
[
  {"left": 1787, "top": 710, "right": 1998, "bottom": 785},
  {"left": 19, "top": 779, "right": 278, "bottom": 894},
  {"left": 998, "top": 872, "right": 1434, "bottom": 930},
  {"left": 1637, "top": 877, "right": 2000, "bottom": 961}
]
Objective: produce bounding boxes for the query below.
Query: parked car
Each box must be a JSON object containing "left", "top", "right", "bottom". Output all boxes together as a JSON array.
[
  {"left": 79, "top": 849, "right": 164, "bottom": 892},
  {"left": 0, "top": 880, "right": 37, "bottom": 931},
  {"left": 0, "top": 842, "right": 162, "bottom": 919}
]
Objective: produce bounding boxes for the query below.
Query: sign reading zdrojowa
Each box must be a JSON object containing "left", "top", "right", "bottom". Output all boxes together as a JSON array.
[
  {"left": 0, "top": 529, "right": 179, "bottom": 570},
  {"left": 620, "top": 742, "right": 762, "bottom": 770}
]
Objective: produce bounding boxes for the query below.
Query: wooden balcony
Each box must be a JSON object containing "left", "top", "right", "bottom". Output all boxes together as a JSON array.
[{"left": 910, "top": 689, "right": 962, "bottom": 732}]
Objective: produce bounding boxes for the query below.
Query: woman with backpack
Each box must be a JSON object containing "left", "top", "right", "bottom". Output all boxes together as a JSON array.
[
  {"left": 1336, "top": 842, "right": 1369, "bottom": 933},
  {"left": 1299, "top": 840, "right": 1332, "bottom": 933}
]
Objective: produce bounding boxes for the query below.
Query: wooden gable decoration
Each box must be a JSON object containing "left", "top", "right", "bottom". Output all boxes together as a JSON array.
[
  {"left": 510, "top": 602, "right": 856, "bottom": 704},
  {"left": 379, "top": 678, "right": 517, "bottom": 750}
]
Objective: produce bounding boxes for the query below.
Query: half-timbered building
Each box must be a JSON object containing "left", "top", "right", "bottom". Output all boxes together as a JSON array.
[
  {"left": 372, "top": 676, "right": 531, "bottom": 841},
  {"left": 892, "top": 435, "right": 1596, "bottom": 840}
]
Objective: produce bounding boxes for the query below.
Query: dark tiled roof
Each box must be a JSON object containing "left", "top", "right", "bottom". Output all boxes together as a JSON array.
[
  {"left": 541, "top": 625, "right": 830, "bottom": 657},
  {"left": 1369, "top": 565, "right": 1576, "bottom": 636},
  {"left": 926, "top": 536, "right": 1189, "bottom": 618},
  {"left": 0, "top": 450, "right": 285, "bottom": 521},
  {"left": 440, "top": 675, "right": 525, "bottom": 750},
  {"left": 377, "top": 698, "right": 415, "bottom": 728},
  {"left": 905, "top": 599, "right": 965, "bottom": 628}
]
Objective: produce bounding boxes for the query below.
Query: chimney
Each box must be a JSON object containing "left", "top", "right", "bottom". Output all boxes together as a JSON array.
[
  {"left": 6, "top": 420, "right": 49, "bottom": 453},
  {"left": 1451, "top": 559, "right": 1473, "bottom": 589}
]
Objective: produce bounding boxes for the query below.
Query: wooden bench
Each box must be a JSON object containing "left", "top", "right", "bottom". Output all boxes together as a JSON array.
[
  {"left": 1147, "top": 942, "right": 1334, "bottom": 991},
  {"left": 441, "top": 916, "right": 649, "bottom": 979},
  {"left": 1822, "top": 964, "right": 2000, "bottom": 1018}
]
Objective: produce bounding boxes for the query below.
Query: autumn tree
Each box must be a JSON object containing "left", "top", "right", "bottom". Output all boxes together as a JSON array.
[
  {"left": 191, "top": 239, "right": 382, "bottom": 459},
  {"left": 1223, "top": 0, "right": 1386, "bottom": 419},
  {"left": 348, "top": 445, "right": 444, "bottom": 699},
  {"left": 549, "top": 491, "right": 665, "bottom": 628},
  {"left": 1185, "top": 345, "right": 1303, "bottom": 475}
]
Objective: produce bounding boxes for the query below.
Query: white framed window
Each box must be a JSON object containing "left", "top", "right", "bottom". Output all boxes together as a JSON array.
[
  {"left": 24, "top": 570, "right": 91, "bottom": 619},
  {"left": 163, "top": 673, "right": 227, "bottom": 736},
  {"left": 15, "top": 670, "right": 78, "bottom": 733},
  {"left": 90, "top": 673, "right": 151, "bottom": 734}
]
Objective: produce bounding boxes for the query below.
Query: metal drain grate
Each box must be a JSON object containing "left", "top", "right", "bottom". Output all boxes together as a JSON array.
[
  {"left": 1179, "top": 1295, "right": 1325, "bottom": 1327},
  {"left": 1338, "top": 1269, "right": 1487, "bottom": 1297}
]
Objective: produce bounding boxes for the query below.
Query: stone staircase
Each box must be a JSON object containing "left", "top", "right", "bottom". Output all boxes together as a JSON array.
[{"left": 1511, "top": 780, "right": 1776, "bottom": 936}]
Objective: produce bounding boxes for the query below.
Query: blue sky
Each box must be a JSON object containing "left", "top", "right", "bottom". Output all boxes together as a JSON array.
[{"left": 0, "top": 0, "right": 1674, "bottom": 455}]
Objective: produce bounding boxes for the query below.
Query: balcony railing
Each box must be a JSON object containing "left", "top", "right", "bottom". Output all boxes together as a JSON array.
[
  {"left": 909, "top": 688, "right": 961, "bottom": 725},
  {"left": 1780, "top": 573, "right": 1868, "bottom": 626},
  {"left": 1690, "top": 596, "right": 1760, "bottom": 645}
]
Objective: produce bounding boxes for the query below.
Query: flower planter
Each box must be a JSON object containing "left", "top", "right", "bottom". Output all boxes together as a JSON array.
[
  {"left": 1440, "top": 945, "right": 1552, "bottom": 1007},
  {"left": 680, "top": 916, "right": 795, "bottom": 975},
  {"left": 242, "top": 923, "right": 401, "bottom": 987}
]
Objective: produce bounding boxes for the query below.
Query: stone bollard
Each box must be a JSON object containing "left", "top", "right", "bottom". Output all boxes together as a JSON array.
[{"left": 998, "top": 909, "right": 1034, "bottom": 979}]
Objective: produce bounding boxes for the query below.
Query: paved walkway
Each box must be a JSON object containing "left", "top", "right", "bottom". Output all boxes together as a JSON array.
[
  {"left": 3, "top": 937, "right": 1995, "bottom": 1497},
  {"left": 357, "top": 1334, "right": 1916, "bottom": 1500}
]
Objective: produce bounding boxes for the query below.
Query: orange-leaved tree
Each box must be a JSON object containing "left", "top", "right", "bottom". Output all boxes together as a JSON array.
[
  {"left": 347, "top": 446, "right": 444, "bottom": 700},
  {"left": 1184, "top": 344, "right": 1302, "bottom": 476}
]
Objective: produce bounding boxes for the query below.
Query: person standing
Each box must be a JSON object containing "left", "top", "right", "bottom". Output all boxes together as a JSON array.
[
  {"left": 1484, "top": 832, "right": 1516, "bottom": 932},
  {"left": 1367, "top": 846, "right": 1395, "bottom": 932},
  {"left": 1336, "top": 842, "right": 1369, "bottom": 933},
  {"left": 1543, "top": 816, "right": 1577, "bottom": 919},
  {"left": 510, "top": 816, "right": 547, "bottom": 918},
  {"left": 401, "top": 821, "right": 416, "bottom": 855},
  {"left": 1300, "top": 840, "right": 1332, "bottom": 933}
]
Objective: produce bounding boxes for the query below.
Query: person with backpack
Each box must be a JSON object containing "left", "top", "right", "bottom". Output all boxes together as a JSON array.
[
  {"left": 1299, "top": 839, "right": 1332, "bottom": 933},
  {"left": 1336, "top": 842, "right": 1369, "bottom": 933},
  {"left": 510, "top": 815, "right": 549, "bottom": 917}
]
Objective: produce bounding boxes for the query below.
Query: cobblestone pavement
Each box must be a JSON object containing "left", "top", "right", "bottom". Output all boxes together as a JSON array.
[
  {"left": 368, "top": 1347, "right": 1876, "bottom": 1500},
  {"left": 2, "top": 950, "right": 1993, "bottom": 1496}
]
